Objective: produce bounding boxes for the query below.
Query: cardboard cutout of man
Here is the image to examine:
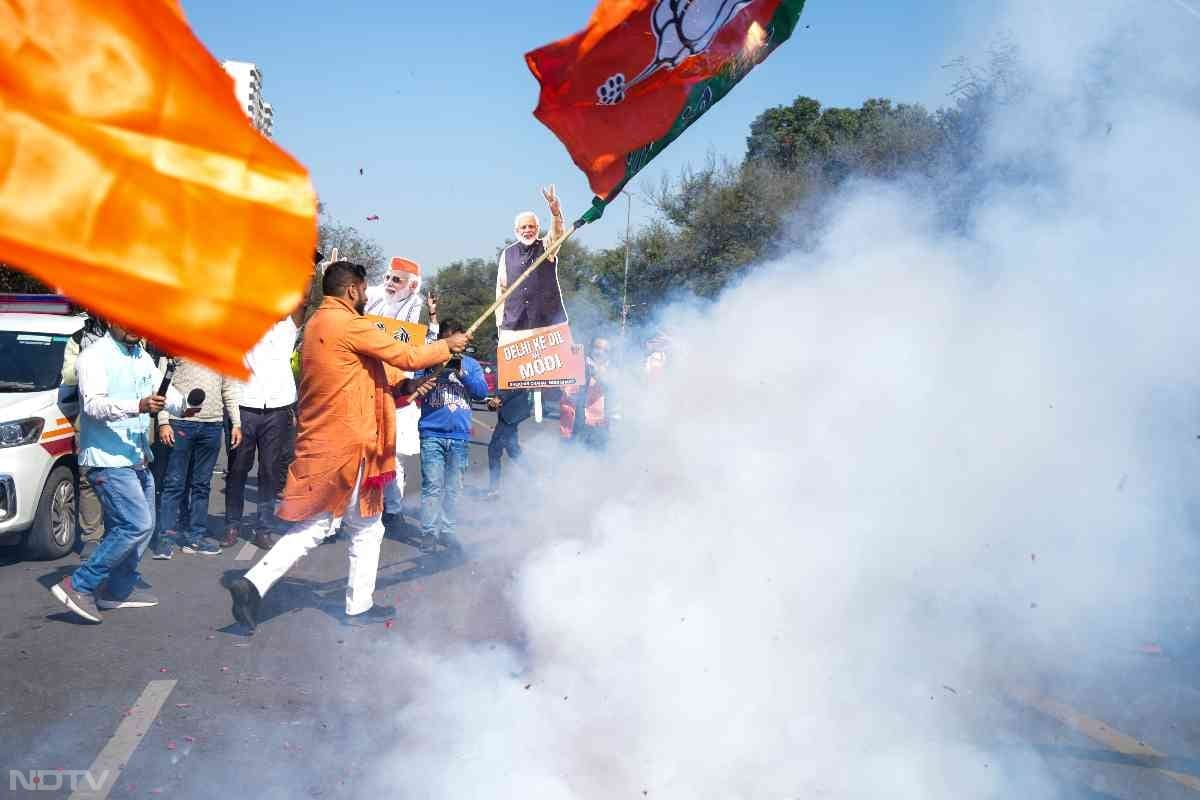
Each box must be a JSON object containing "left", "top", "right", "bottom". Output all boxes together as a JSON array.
[
  {"left": 365, "top": 257, "right": 425, "bottom": 323},
  {"left": 495, "top": 186, "right": 567, "bottom": 345},
  {"left": 364, "top": 257, "right": 438, "bottom": 528}
]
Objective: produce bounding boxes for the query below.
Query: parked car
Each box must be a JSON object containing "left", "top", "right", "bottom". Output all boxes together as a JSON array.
[{"left": 0, "top": 295, "right": 84, "bottom": 559}]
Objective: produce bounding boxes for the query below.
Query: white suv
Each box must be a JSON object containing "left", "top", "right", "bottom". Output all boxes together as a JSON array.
[{"left": 0, "top": 296, "right": 84, "bottom": 559}]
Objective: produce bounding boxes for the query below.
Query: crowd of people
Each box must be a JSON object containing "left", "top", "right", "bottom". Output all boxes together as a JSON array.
[{"left": 47, "top": 191, "right": 671, "bottom": 631}]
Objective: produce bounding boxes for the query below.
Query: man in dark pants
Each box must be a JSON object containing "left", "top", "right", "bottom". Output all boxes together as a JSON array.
[
  {"left": 221, "top": 312, "right": 299, "bottom": 550},
  {"left": 485, "top": 389, "right": 531, "bottom": 499}
]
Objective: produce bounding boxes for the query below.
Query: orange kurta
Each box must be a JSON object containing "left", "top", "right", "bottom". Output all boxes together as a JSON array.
[{"left": 278, "top": 296, "right": 451, "bottom": 521}]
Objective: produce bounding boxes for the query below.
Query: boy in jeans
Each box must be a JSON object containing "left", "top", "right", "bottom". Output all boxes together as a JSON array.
[{"left": 413, "top": 320, "right": 489, "bottom": 553}]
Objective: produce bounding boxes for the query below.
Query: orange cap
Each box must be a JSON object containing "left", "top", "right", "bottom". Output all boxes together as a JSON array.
[{"left": 389, "top": 257, "right": 420, "bottom": 276}]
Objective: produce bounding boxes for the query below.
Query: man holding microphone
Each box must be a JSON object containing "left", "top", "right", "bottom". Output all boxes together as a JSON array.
[{"left": 50, "top": 321, "right": 198, "bottom": 623}]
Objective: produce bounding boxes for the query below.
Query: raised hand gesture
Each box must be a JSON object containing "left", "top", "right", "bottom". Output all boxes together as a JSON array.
[{"left": 542, "top": 184, "right": 561, "bottom": 217}]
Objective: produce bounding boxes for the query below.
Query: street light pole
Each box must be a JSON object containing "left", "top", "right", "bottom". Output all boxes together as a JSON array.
[{"left": 621, "top": 191, "right": 631, "bottom": 337}]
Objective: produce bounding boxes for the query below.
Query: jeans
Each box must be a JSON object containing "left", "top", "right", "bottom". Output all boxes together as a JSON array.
[
  {"left": 71, "top": 466, "right": 155, "bottom": 598},
  {"left": 487, "top": 420, "right": 522, "bottom": 489},
  {"left": 419, "top": 437, "right": 469, "bottom": 538},
  {"left": 225, "top": 406, "right": 291, "bottom": 530},
  {"left": 158, "top": 420, "right": 222, "bottom": 543}
]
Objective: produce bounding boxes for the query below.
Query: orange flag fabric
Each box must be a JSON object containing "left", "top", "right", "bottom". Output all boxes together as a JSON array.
[
  {"left": 527, "top": 0, "right": 807, "bottom": 203},
  {"left": 0, "top": 0, "right": 316, "bottom": 377}
]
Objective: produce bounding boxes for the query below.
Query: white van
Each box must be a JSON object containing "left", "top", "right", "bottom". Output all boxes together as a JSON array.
[{"left": 0, "top": 295, "right": 84, "bottom": 559}]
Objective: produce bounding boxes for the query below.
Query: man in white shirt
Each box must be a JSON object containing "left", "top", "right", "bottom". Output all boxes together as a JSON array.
[
  {"left": 50, "top": 321, "right": 195, "bottom": 623},
  {"left": 361, "top": 256, "right": 439, "bottom": 530},
  {"left": 221, "top": 313, "right": 300, "bottom": 550}
]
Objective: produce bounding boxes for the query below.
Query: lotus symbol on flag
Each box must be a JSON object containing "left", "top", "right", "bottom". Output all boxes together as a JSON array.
[{"left": 596, "top": 0, "right": 755, "bottom": 105}]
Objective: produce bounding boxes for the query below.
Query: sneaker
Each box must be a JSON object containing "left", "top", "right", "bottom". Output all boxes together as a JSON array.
[
  {"left": 50, "top": 576, "right": 102, "bottom": 623},
  {"left": 482, "top": 490, "right": 500, "bottom": 502},
  {"left": 343, "top": 604, "right": 396, "bottom": 627},
  {"left": 97, "top": 588, "right": 159, "bottom": 609},
  {"left": 222, "top": 575, "right": 261, "bottom": 632},
  {"left": 180, "top": 538, "right": 221, "bottom": 556},
  {"left": 218, "top": 526, "right": 241, "bottom": 548},
  {"left": 152, "top": 539, "right": 175, "bottom": 560}
]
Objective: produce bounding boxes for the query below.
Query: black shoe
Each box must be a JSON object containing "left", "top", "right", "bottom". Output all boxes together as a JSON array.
[
  {"left": 251, "top": 529, "right": 276, "bottom": 550},
  {"left": 343, "top": 604, "right": 396, "bottom": 627},
  {"left": 413, "top": 533, "right": 440, "bottom": 554},
  {"left": 223, "top": 576, "right": 261, "bottom": 632}
]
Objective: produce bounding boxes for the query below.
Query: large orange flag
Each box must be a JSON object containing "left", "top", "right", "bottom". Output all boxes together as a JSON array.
[
  {"left": 0, "top": 0, "right": 316, "bottom": 376},
  {"left": 528, "top": 0, "right": 807, "bottom": 212}
]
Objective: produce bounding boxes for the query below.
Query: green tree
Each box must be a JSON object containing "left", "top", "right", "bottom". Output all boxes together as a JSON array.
[
  {"left": 424, "top": 258, "right": 498, "bottom": 358},
  {"left": 317, "top": 219, "right": 386, "bottom": 283}
]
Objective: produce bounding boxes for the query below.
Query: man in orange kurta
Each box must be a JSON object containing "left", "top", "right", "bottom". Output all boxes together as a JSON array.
[{"left": 224, "top": 262, "right": 468, "bottom": 631}]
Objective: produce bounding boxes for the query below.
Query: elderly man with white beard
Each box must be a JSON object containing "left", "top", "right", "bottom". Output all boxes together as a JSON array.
[
  {"left": 494, "top": 185, "right": 567, "bottom": 345},
  {"left": 363, "top": 257, "right": 438, "bottom": 531}
]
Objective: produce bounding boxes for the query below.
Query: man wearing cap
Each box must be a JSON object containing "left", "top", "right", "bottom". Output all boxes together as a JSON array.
[
  {"left": 361, "top": 257, "right": 439, "bottom": 531},
  {"left": 366, "top": 257, "right": 429, "bottom": 324}
]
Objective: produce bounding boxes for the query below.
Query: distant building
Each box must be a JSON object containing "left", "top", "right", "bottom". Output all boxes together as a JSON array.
[{"left": 220, "top": 60, "right": 273, "bottom": 137}]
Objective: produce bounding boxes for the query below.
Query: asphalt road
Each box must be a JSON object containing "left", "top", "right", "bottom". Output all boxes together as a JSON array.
[{"left": 3, "top": 408, "right": 1200, "bottom": 798}]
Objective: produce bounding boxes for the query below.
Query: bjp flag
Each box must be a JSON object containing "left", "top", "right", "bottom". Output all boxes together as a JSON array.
[
  {"left": 0, "top": 0, "right": 316, "bottom": 376},
  {"left": 527, "top": 0, "right": 807, "bottom": 213}
]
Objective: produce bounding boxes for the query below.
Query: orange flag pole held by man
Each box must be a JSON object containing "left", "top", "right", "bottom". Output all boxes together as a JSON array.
[{"left": 0, "top": 0, "right": 317, "bottom": 377}]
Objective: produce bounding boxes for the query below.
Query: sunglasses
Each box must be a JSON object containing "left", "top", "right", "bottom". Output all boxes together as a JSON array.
[{"left": 386, "top": 275, "right": 412, "bottom": 284}]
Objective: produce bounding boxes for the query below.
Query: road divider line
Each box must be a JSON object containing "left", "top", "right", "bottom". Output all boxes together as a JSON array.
[
  {"left": 69, "top": 679, "right": 176, "bottom": 800},
  {"left": 235, "top": 541, "right": 258, "bottom": 561}
]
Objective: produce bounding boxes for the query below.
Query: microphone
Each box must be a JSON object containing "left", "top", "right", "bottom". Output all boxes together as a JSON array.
[
  {"left": 157, "top": 360, "right": 176, "bottom": 396},
  {"left": 186, "top": 388, "right": 206, "bottom": 408}
]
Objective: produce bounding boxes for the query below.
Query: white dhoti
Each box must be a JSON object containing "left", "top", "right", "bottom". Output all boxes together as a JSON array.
[
  {"left": 384, "top": 402, "right": 422, "bottom": 516},
  {"left": 245, "top": 463, "right": 384, "bottom": 616}
]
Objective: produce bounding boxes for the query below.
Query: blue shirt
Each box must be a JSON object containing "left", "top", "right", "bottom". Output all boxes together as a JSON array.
[
  {"left": 417, "top": 356, "right": 489, "bottom": 441},
  {"left": 76, "top": 334, "right": 183, "bottom": 467}
]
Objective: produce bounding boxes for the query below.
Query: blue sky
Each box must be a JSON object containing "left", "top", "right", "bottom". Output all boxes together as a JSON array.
[{"left": 182, "top": 0, "right": 992, "bottom": 272}]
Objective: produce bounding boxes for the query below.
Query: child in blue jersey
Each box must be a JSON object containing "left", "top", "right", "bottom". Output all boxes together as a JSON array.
[{"left": 414, "top": 319, "right": 489, "bottom": 552}]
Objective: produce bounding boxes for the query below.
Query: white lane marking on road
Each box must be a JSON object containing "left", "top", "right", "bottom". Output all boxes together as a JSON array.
[
  {"left": 235, "top": 541, "right": 258, "bottom": 561},
  {"left": 68, "top": 679, "right": 176, "bottom": 800}
]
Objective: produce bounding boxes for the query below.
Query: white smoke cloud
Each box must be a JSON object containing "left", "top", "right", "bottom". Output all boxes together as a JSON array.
[{"left": 367, "top": 1, "right": 1200, "bottom": 796}]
